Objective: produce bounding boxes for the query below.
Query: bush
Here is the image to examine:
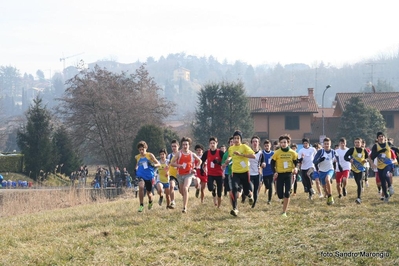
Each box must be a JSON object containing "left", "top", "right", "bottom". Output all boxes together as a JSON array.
[{"left": 0, "top": 154, "right": 24, "bottom": 172}]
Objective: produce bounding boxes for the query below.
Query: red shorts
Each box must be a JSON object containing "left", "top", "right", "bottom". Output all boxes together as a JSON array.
[
  {"left": 195, "top": 169, "right": 208, "bottom": 183},
  {"left": 375, "top": 172, "right": 380, "bottom": 184},
  {"left": 335, "top": 170, "right": 349, "bottom": 183}
]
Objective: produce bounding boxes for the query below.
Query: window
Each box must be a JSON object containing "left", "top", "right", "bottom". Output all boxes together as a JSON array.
[
  {"left": 285, "top": 115, "right": 299, "bottom": 130},
  {"left": 383, "top": 114, "right": 394, "bottom": 128}
]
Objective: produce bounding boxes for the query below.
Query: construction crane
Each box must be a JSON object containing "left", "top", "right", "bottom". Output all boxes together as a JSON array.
[{"left": 60, "top": 52, "right": 84, "bottom": 70}]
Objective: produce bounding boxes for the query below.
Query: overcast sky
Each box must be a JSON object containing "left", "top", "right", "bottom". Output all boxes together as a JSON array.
[{"left": 1, "top": 0, "right": 399, "bottom": 78}]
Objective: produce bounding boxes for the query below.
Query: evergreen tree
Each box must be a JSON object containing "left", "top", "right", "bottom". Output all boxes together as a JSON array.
[
  {"left": 52, "top": 126, "right": 81, "bottom": 176},
  {"left": 163, "top": 127, "right": 180, "bottom": 153},
  {"left": 17, "top": 96, "right": 53, "bottom": 180},
  {"left": 193, "top": 81, "right": 253, "bottom": 146},
  {"left": 337, "top": 96, "right": 386, "bottom": 145}
]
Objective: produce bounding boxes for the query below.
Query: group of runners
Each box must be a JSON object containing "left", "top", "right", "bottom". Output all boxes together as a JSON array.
[{"left": 134, "top": 130, "right": 398, "bottom": 217}]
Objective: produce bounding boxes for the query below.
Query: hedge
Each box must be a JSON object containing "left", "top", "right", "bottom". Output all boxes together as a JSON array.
[{"left": 0, "top": 154, "right": 24, "bottom": 172}]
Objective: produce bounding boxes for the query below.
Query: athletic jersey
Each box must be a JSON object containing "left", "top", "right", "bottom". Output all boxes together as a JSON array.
[
  {"left": 177, "top": 151, "right": 194, "bottom": 175},
  {"left": 221, "top": 151, "right": 232, "bottom": 175},
  {"left": 376, "top": 143, "right": 391, "bottom": 169},
  {"left": 297, "top": 147, "right": 316, "bottom": 170},
  {"left": 350, "top": 147, "right": 367, "bottom": 173},
  {"left": 335, "top": 148, "right": 351, "bottom": 171},
  {"left": 157, "top": 159, "right": 169, "bottom": 183},
  {"left": 271, "top": 148, "right": 298, "bottom": 173},
  {"left": 135, "top": 153, "right": 156, "bottom": 180},
  {"left": 313, "top": 149, "right": 336, "bottom": 172},
  {"left": 262, "top": 150, "right": 274, "bottom": 176},
  {"left": 249, "top": 150, "right": 264, "bottom": 175},
  {"left": 228, "top": 144, "right": 254, "bottom": 173},
  {"left": 205, "top": 149, "right": 223, "bottom": 176},
  {"left": 167, "top": 153, "right": 178, "bottom": 177}
]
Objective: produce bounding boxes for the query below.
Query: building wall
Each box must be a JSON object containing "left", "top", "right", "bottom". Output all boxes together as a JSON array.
[
  {"left": 252, "top": 113, "right": 313, "bottom": 142},
  {"left": 387, "top": 113, "right": 399, "bottom": 139}
]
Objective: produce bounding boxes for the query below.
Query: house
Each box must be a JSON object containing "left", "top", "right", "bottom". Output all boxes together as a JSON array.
[
  {"left": 173, "top": 67, "right": 190, "bottom": 81},
  {"left": 305, "top": 92, "right": 399, "bottom": 143},
  {"left": 249, "top": 90, "right": 399, "bottom": 145},
  {"left": 248, "top": 88, "right": 319, "bottom": 143},
  {"left": 332, "top": 92, "right": 399, "bottom": 138}
]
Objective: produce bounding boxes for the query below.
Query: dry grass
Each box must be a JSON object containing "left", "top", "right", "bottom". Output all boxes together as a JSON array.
[{"left": 0, "top": 178, "right": 398, "bottom": 266}]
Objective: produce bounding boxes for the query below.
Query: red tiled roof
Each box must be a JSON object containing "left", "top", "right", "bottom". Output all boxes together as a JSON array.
[
  {"left": 248, "top": 96, "right": 319, "bottom": 113},
  {"left": 335, "top": 92, "right": 399, "bottom": 112}
]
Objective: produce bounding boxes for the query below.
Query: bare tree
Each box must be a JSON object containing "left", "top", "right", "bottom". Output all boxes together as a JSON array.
[{"left": 57, "top": 64, "right": 174, "bottom": 172}]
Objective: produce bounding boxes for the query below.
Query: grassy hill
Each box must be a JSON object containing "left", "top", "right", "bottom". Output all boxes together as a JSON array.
[
  {"left": 0, "top": 172, "right": 72, "bottom": 187},
  {"left": 0, "top": 178, "right": 397, "bottom": 265}
]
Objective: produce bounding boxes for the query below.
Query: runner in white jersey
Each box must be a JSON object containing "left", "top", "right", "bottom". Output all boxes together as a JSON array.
[
  {"left": 297, "top": 138, "right": 317, "bottom": 200},
  {"left": 334, "top": 138, "right": 351, "bottom": 198}
]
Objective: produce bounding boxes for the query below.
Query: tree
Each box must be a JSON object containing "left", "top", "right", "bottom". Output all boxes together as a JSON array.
[
  {"left": 52, "top": 126, "right": 81, "bottom": 176},
  {"left": 336, "top": 96, "right": 386, "bottom": 145},
  {"left": 36, "top": 69, "right": 45, "bottom": 81},
  {"left": 17, "top": 96, "right": 53, "bottom": 180},
  {"left": 0, "top": 66, "right": 21, "bottom": 97},
  {"left": 58, "top": 64, "right": 174, "bottom": 172},
  {"left": 163, "top": 127, "right": 180, "bottom": 152},
  {"left": 193, "top": 81, "right": 253, "bottom": 146}
]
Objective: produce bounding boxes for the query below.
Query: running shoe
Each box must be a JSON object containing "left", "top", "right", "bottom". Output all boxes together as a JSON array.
[
  {"left": 138, "top": 205, "right": 144, "bottom": 212},
  {"left": 319, "top": 194, "right": 324, "bottom": 199},
  {"left": 384, "top": 197, "right": 389, "bottom": 203},
  {"left": 167, "top": 205, "right": 174, "bottom": 209},
  {"left": 182, "top": 208, "right": 187, "bottom": 213},
  {"left": 355, "top": 198, "right": 361, "bottom": 204},
  {"left": 195, "top": 188, "right": 200, "bottom": 198},
  {"left": 148, "top": 202, "right": 153, "bottom": 210},
  {"left": 267, "top": 201, "right": 271, "bottom": 205},
  {"left": 241, "top": 195, "right": 246, "bottom": 203},
  {"left": 338, "top": 194, "right": 342, "bottom": 199},
  {"left": 230, "top": 209, "right": 238, "bottom": 216},
  {"left": 343, "top": 188, "right": 347, "bottom": 197},
  {"left": 310, "top": 188, "right": 316, "bottom": 195},
  {"left": 248, "top": 195, "right": 254, "bottom": 205},
  {"left": 158, "top": 196, "right": 163, "bottom": 206},
  {"left": 327, "top": 196, "right": 334, "bottom": 205},
  {"left": 308, "top": 195, "right": 313, "bottom": 200},
  {"left": 281, "top": 212, "right": 287, "bottom": 217},
  {"left": 389, "top": 186, "right": 395, "bottom": 196}
]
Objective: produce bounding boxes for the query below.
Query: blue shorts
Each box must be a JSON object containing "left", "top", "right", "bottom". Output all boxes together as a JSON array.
[
  {"left": 156, "top": 181, "right": 170, "bottom": 189},
  {"left": 319, "top": 170, "right": 334, "bottom": 186},
  {"left": 311, "top": 171, "right": 319, "bottom": 180}
]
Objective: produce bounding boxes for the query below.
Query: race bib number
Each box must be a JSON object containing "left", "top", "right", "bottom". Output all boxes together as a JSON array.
[
  {"left": 143, "top": 162, "right": 148, "bottom": 169},
  {"left": 283, "top": 161, "right": 288, "bottom": 169},
  {"left": 240, "top": 161, "right": 246, "bottom": 168}
]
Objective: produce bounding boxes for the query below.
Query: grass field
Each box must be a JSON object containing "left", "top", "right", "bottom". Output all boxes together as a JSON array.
[{"left": 0, "top": 177, "right": 398, "bottom": 266}]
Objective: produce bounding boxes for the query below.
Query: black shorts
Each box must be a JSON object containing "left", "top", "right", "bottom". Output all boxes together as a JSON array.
[
  {"left": 138, "top": 177, "right": 153, "bottom": 192},
  {"left": 169, "top": 176, "right": 179, "bottom": 188}
]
